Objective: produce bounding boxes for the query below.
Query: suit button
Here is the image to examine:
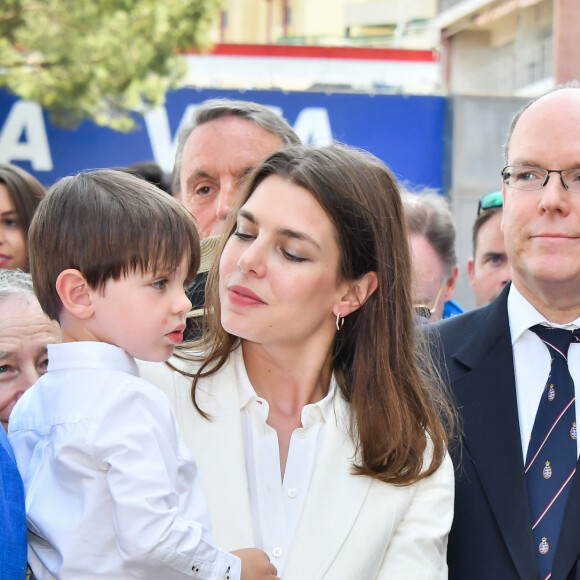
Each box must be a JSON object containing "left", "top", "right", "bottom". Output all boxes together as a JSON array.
[{"left": 272, "top": 546, "right": 283, "bottom": 558}]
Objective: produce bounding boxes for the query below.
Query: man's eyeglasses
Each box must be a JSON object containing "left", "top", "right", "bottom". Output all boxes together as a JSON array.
[
  {"left": 501, "top": 165, "right": 580, "bottom": 193},
  {"left": 413, "top": 281, "right": 445, "bottom": 321},
  {"left": 477, "top": 190, "right": 503, "bottom": 215}
]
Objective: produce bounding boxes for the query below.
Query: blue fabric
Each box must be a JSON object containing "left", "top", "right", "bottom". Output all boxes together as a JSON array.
[
  {"left": 443, "top": 299, "right": 464, "bottom": 319},
  {"left": 526, "top": 325, "right": 580, "bottom": 580},
  {"left": 0, "top": 427, "right": 27, "bottom": 580}
]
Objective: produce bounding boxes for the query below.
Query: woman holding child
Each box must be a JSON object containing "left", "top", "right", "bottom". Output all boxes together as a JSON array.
[{"left": 143, "top": 144, "right": 454, "bottom": 578}]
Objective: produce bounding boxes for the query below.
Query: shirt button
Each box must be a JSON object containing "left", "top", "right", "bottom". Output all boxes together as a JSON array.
[
  {"left": 297, "top": 429, "right": 308, "bottom": 439},
  {"left": 272, "top": 546, "right": 283, "bottom": 558},
  {"left": 287, "top": 488, "right": 298, "bottom": 498}
]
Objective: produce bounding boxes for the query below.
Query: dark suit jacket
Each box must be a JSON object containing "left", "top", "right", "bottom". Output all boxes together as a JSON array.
[{"left": 428, "top": 284, "right": 580, "bottom": 580}]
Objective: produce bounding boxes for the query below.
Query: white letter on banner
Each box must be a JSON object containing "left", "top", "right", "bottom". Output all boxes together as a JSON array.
[
  {"left": 144, "top": 104, "right": 200, "bottom": 173},
  {"left": 293, "top": 108, "right": 332, "bottom": 146},
  {"left": 0, "top": 101, "right": 53, "bottom": 170}
]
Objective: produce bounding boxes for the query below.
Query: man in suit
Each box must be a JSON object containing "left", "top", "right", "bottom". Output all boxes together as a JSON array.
[{"left": 431, "top": 85, "right": 580, "bottom": 579}]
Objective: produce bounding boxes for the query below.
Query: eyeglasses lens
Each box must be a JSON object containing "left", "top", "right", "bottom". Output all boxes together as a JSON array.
[{"left": 501, "top": 165, "right": 580, "bottom": 193}]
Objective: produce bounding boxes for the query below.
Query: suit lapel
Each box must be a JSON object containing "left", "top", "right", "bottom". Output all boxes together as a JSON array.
[
  {"left": 184, "top": 360, "right": 255, "bottom": 551},
  {"left": 451, "top": 290, "right": 537, "bottom": 579},
  {"left": 283, "top": 396, "right": 372, "bottom": 580}
]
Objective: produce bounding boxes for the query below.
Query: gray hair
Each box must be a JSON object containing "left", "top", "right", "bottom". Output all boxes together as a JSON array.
[
  {"left": 0, "top": 269, "right": 37, "bottom": 303},
  {"left": 503, "top": 81, "right": 580, "bottom": 163},
  {"left": 172, "top": 98, "right": 301, "bottom": 195},
  {"left": 401, "top": 192, "right": 457, "bottom": 277}
]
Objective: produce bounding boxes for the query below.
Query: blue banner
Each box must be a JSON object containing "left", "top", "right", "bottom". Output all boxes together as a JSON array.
[{"left": 0, "top": 88, "right": 447, "bottom": 190}]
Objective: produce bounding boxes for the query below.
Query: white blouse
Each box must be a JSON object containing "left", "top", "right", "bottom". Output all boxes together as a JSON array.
[{"left": 234, "top": 348, "right": 336, "bottom": 576}]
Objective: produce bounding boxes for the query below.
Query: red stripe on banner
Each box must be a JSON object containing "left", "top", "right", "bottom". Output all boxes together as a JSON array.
[{"left": 188, "top": 43, "right": 438, "bottom": 63}]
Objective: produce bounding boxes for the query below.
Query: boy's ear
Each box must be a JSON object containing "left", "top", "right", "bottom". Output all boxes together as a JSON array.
[
  {"left": 333, "top": 271, "right": 378, "bottom": 319},
  {"left": 56, "top": 269, "right": 95, "bottom": 319}
]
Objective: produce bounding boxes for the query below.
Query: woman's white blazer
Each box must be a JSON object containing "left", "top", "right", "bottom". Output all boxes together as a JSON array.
[{"left": 140, "top": 356, "right": 454, "bottom": 580}]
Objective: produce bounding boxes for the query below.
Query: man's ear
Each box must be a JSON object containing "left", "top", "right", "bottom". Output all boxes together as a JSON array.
[
  {"left": 442, "top": 265, "right": 459, "bottom": 303},
  {"left": 467, "top": 258, "right": 476, "bottom": 290},
  {"left": 333, "top": 271, "right": 378, "bottom": 319},
  {"left": 56, "top": 269, "right": 95, "bottom": 320}
]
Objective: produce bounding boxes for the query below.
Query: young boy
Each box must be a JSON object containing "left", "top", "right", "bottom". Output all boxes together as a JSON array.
[{"left": 7, "top": 170, "right": 278, "bottom": 580}]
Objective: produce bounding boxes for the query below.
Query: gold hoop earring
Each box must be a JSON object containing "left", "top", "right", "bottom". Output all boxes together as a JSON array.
[{"left": 336, "top": 311, "right": 344, "bottom": 331}]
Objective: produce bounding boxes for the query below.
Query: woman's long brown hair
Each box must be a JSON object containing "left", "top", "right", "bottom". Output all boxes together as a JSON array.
[{"left": 173, "top": 144, "right": 454, "bottom": 485}]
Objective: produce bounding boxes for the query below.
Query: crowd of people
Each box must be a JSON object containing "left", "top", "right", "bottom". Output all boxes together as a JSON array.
[{"left": 2, "top": 84, "right": 580, "bottom": 579}]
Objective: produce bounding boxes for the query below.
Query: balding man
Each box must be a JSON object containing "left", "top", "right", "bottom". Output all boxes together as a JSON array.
[{"left": 432, "top": 85, "right": 580, "bottom": 579}]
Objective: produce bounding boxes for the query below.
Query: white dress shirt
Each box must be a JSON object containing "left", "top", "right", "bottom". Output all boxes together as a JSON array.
[
  {"left": 234, "top": 348, "right": 335, "bottom": 577},
  {"left": 8, "top": 341, "right": 240, "bottom": 580},
  {"left": 508, "top": 284, "right": 580, "bottom": 461}
]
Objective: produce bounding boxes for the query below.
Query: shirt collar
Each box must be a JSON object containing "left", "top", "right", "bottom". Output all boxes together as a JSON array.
[
  {"left": 507, "top": 283, "right": 580, "bottom": 345},
  {"left": 47, "top": 341, "right": 139, "bottom": 376}
]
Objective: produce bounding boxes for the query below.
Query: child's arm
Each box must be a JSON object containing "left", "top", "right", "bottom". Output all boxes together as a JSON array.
[
  {"left": 93, "top": 381, "right": 241, "bottom": 580},
  {"left": 231, "top": 549, "right": 280, "bottom": 580}
]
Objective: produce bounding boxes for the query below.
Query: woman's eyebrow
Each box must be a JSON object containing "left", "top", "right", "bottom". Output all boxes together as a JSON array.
[
  {"left": 279, "top": 228, "right": 321, "bottom": 249},
  {"left": 238, "top": 209, "right": 321, "bottom": 249},
  {"left": 238, "top": 209, "right": 256, "bottom": 224}
]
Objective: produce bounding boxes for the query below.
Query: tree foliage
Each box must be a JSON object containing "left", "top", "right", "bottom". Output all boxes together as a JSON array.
[{"left": 0, "top": 0, "right": 221, "bottom": 130}]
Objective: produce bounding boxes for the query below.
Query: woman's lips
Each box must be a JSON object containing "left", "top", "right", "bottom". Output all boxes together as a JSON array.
[{"left": 227, "top": 285, "right": 266, "bottom": 306}]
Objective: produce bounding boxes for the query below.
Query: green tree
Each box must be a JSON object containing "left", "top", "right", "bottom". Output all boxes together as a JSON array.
[{"left": 0, "top": 0, "right": 221, "bottom": 130}]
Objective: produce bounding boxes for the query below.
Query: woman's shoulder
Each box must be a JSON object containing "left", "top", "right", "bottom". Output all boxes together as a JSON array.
[
  {"left": 137, "top": 355, "right": 200, "bottom": 401},
  {"left": 138, "top": 351, "right": 238, "bottom": 409}
]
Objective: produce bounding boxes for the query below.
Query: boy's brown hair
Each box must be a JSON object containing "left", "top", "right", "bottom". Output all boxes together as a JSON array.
[{"left": 29, "top": 169, "right": 200, "bottom": 321}]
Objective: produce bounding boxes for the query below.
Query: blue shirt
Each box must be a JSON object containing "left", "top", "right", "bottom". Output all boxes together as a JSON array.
[
  {"left": 443, "top": 299, "right": 464, "bottom": 319},
  {"left": 0, "top": 426, "right": 27, "bottom": 580}
]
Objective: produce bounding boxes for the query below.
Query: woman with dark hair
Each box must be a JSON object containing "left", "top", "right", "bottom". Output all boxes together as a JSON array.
[
  {"left": 142, "top": 144, "right": 454, "bottom": 579},
  {"left": 0, "top": 164, "right": 45, "bottom": 270}
]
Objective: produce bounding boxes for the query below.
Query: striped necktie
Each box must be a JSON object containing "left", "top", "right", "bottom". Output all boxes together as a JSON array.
[{"left": 526, "top": 324, "right": 580, "bottom": 580}]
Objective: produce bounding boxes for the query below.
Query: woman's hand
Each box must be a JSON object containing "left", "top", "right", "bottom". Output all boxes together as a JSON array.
[{"left": 231, "top": 548, "right": 280, "bottom": 579}]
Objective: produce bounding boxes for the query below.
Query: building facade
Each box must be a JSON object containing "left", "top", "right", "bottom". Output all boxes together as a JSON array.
[{"left": 435, "top": 0, "right": 580, "bottom": 96}]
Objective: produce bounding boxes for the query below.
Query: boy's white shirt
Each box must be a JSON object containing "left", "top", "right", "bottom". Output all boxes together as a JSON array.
[{"left": 8, "top": 341, "right": 240, "bottom": 580}]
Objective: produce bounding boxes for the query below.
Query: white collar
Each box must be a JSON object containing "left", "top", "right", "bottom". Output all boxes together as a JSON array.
[{"left": 507, "top": 283, "right": 580, "bottom": 345}]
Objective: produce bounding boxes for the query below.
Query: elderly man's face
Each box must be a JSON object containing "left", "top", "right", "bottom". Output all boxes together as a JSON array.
[
  {"left": 178, "top": 116, "right": 284, "bottom": 239},
  {"left": 0, "top": 296, "right": 60, "bottom": 430},
  {"left": 502, "top": 89, "right": 580, "bottom": 318}
]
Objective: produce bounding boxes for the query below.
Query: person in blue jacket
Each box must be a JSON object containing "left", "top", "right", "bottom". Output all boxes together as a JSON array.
[{"left": 0, "top": 425, "right": 27, "bottom": 580}]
